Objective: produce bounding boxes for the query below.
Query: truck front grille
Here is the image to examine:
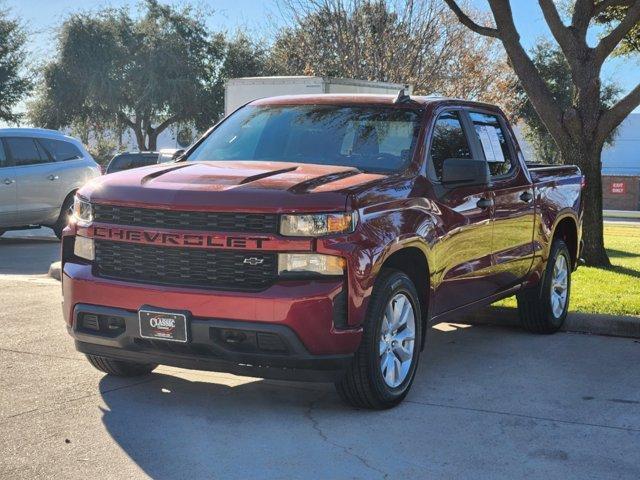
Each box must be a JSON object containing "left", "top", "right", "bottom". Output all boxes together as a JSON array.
[
  {"left": 93, "top": 241, "right": 277, "bottom": 291},
  {"left": 93, "top": 204, "right": 278, "bottom": 234}
]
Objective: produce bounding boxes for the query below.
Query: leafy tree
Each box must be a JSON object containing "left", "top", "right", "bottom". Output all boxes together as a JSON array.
[
  {"left": 0, "top": 8, "right": 31, "bottom": 123},
  {"left": 195, "top": 32, "right": 272, "bottom": 131},
  {"left": 29, "top": 0, "right": 223, "bottom": 150},
  {"left": 444, "top": 0, "right": 640, "bottom": 266},
  {"left": 270, "top": 0, "right": 517, "bottom": 116},
  {"left": 515, "top": 41, "right": 620, "bottom": 164},
  {"left": 595, "top": 1, "right": 640, "bottom": 54}
]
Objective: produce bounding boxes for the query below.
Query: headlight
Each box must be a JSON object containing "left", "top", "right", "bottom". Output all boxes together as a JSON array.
[
  {"left": 74, "top": 236, "right": 94, "bottom": 261},
  {"left": 73, "top": 196, "right": 93, "bottom": 223},
  {"left": 280, "top": 212, "right": 357, "bottom": 237},
  {"left": 278, "top": 253, "right": 345, "bottom": 276}
]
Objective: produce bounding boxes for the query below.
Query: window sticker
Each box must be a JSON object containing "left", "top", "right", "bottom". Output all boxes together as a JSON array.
[
  {"left": 476, "top": 125, "right": 504, "bottom": 163},
  {"left": 486, "top": 127, "right": 505, "bottom": 163}
]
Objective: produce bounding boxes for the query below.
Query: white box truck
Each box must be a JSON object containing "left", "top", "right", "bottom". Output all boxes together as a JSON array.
[{"left": 224, "top": 76, "right": 411, "bottom": 116}]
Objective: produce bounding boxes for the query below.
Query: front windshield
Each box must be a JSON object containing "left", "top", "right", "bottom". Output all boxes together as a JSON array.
[{"left": 187, "top": 105, "right": 423, "bottom": 173}]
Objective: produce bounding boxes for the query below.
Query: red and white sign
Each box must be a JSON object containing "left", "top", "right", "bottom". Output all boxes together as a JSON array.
[{"left": 611, "top": 182, "right": 626, "bottom": 194}]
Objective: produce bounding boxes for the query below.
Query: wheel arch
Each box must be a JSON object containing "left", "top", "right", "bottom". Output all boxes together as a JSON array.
[
  {"left": 377, "top": 244, "right": 430, "bottom": 349},
  {"left": 550, "top": 214, "right": 579, "bottom": 269}
]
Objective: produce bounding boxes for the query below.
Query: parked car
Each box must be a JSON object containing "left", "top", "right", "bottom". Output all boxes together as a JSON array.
[
  {"left": 157, "top": 148, "right": 184, "bottom": 163},
  {"left": 105, "top": 152, "right": 159, "bottom": 174},
  {"left": 62, "top": 93, "right": 584, "bottom": 409},
  {"left": 0, "top": 128, "right": 101, "bottom": 239}
]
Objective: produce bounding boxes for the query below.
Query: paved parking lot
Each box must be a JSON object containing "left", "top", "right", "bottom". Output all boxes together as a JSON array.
[{"left": 1, "top": 232, "right": 639, "bottom": 479}]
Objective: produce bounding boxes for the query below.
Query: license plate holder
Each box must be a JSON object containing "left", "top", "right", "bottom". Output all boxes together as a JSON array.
[{"left": 138, "top": 307, "right": 189, "bottom": 343}]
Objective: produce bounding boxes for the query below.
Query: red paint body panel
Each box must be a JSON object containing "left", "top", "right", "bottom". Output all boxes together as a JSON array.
[{"left": 63, "top": 95, "right": 583, "bottom": 364}]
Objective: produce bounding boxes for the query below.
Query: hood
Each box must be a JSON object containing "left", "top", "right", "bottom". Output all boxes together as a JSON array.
[{"left": 80, "top": 161, "right": 387, "bottom": 212}]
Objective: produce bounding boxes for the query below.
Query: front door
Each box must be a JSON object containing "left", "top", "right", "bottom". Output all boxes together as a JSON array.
[
  {"left": 427, "top": 110, "right": 495, "bottom": 315},
  {"left": 466, "top": 111, "right": 535, "bottom": 289}
]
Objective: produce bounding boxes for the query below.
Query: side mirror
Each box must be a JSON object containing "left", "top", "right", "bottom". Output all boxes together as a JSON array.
[
  {"left": 172, "top": 149, "right": 185, "bottom": 160},
  {"left": 441, "top": 158, "right": 489, "bottom": 186}
]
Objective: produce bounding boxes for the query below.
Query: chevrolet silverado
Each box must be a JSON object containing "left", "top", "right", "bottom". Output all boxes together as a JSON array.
[{"left": 62, "top": 92, "right": 583, "bottom": 409}]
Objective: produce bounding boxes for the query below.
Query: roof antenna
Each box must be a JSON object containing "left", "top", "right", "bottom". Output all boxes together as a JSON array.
[{"left": 394, "top": 85, "right": 411, "bottom": 104}]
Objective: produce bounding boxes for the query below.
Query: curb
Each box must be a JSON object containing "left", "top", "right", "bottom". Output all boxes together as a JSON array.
[
  {"left": 48, "top": 261, "right": 62, "bottom": 281},
  {"left": 458, "top": 306, "right": 640, "bottom": 339}
]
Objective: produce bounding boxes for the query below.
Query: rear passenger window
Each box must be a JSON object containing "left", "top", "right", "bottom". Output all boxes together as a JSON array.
[
  {"left": 429, "top": 111, "right": 472, "bottom": 181},
  {"left": 0, "top": 141, "right": 6, "bottom": 167},
  {"left": 5, "top": 137, "right": 50, "bottom": 166},
  {"left": 38, "top": 138, "right": 83, "bottom": 161},
  {"left": 468, "top": 112, "right": 514, "bottom": 177}
]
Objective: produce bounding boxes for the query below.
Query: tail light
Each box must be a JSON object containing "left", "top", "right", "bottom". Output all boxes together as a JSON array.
[{"left": 580, "top": 176, "right": 587, "bottom": 189}]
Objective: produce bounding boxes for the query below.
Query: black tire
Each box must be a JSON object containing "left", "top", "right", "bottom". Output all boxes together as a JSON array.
[
  {"left": 336, "top": 269, "right": 423, "bottom": 409},
  {"left": 517, "top": 240, "right": 571, "bottom": 334},
  {"left": 52, "top": 194, "right": 75, "bottom": 239},
  {"left": 86, "top": 355, "right": 157, "bottom": 377}
]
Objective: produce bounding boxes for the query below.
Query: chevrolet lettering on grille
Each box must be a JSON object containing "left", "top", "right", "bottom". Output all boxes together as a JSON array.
[{"left": 91, "top": 226, "right": 269, "bottom": 250}]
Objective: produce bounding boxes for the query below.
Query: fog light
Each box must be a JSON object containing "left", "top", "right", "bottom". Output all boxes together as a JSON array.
[{"left": 74, "top": 236, "right": 95, "bottom": 261}]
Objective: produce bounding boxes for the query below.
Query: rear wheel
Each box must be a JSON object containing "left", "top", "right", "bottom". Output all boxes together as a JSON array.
[
  {"left": 86, "top": 355, "right": 157, "bottom": 377},
  {"left": 517, "top": 240, "right": 571, "bottom": 334},
  {"left": 336, "top": 269, "right": 422, "bottom": 409},
  {"left": 52, "top": 195, "right": 75, "bottom": 239}
]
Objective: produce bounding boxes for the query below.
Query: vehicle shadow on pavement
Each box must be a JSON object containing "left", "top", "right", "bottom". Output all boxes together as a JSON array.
[{"left": 96, "top": 324, "right": 640, "bottom": 480}]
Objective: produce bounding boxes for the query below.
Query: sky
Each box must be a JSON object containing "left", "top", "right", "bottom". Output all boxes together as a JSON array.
[{"left": 2, "top": 0, "right": 639, "bottom": 112}]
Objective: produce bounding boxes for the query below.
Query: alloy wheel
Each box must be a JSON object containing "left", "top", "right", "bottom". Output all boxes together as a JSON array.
[{"left": 379, "top": 293, "right": 416, "bottom": 388}]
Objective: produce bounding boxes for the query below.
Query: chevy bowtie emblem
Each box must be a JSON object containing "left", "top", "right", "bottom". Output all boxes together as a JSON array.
[{"left": 243, "top": 257, "right": 264, "bottom": 266}]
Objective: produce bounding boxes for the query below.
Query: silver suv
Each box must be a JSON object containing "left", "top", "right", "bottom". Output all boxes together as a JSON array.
[{"left": 0, "top": 128, "right": 101, "bottom": 239}]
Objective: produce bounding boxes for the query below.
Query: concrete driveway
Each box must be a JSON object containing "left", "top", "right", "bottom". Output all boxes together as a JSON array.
[{"left": 0, "top": 236, "right": 639, "bottom": 479}]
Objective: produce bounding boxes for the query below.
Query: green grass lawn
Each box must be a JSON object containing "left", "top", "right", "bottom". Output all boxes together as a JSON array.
[{"left": 495, "top": 224, "right": 640, "bottom": 316}]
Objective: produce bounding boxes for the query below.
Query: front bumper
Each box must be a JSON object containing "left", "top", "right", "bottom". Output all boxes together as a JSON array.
[
  {"left": 71, "top": 304, "right": 352, "bottom": 382},
  {"left": 63, "top": 262, "right": 361, "bottom": 381}
]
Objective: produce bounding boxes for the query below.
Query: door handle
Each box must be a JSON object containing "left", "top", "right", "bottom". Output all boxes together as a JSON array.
[
  {"left": 3, "top": 178, "right": 15, "bottom": 185},
  {"left": 476, "top": 197, "right": 493, "bottom": 209},
  {"left": 520, "top": 191, "right": 534, "bottom": 203},
  {"left": 48, "top": 174, "right": 59, "bottom": 181}
]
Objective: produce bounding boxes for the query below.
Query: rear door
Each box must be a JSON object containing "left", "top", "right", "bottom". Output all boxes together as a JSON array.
[
  {"left": 466, "top": 110, "right": 535, "bottom": 288},
  {"left": 427, "top": 109, "right": 495, "bottom": 315},
  {"left": 5, "top": 137, "right": 62, "bottom": 225},
  {"left": 0, "top": 140, "right": 17, "bottom": 228},
  {"left": 37, "top": 137, "right": 87, "bottom": 202}
]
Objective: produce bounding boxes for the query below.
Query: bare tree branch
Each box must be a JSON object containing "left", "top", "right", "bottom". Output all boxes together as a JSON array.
[
  {"left": 154, "top": 114, "right": 181, "bottom": 136},
  {"left": 442, "top": 0, "right": 500, "bottom": 38},
  {"left": 572, "top": 0, "right": 595, "bottom": 32},
  {"left": 593, "top": 1, "right": 640, "bottom": 64},
  {"left": 597, "top": 82, "right": 640, "bottom": 144},
  {"left": 482, "top": 0, "right": 566, "bottom": 139},
  {"left": 538, "top": 0, "right": 578, "bottom": 57}
]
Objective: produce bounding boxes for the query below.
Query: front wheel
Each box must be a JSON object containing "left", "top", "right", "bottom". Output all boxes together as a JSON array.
[
  {"left": 517, "top": 239, "right": 571, "bottom": 334},
  {"left": 52, "top": 194, "right": 75, "bottom": 239},
  {"left": 336, "top": 269, "right": 422, "bottom": 409}
]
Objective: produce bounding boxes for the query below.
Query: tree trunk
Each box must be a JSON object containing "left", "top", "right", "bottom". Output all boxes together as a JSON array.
[
  {"left": 560, "top": 144, "right": 610, "bottom": 267},
  {"left": 132, "top": 126, "right": 147, "bottom": 150},
  {"left": 147, "top": 130, "right": 158, "bottom": 151}
]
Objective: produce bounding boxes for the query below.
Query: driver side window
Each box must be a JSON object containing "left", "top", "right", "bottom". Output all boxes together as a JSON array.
[{"left": 430, "top": 111, "right": 472, "bottom": 181}]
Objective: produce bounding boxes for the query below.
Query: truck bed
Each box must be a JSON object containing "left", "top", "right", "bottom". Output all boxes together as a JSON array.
[{"left": 526, "top": 163, "right": 582, "bottom": 184}]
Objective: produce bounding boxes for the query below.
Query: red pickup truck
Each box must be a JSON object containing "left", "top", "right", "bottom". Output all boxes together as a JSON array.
[{"left": 62, "top": 93, "right": 583, "bottom": 409}]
